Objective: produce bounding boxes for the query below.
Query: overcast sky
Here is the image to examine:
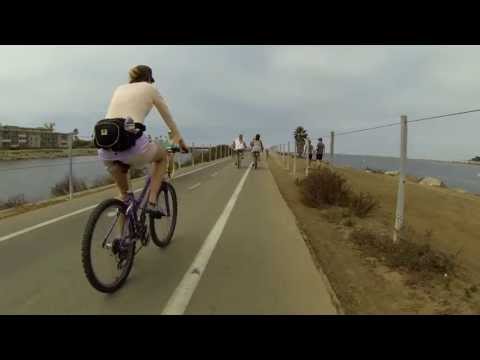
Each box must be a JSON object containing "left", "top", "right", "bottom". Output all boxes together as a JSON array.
[{"left": 0, "top": 45, "right": 479, "bottom": 160}]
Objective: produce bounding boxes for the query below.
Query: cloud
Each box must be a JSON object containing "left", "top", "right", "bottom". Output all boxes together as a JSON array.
[{"left": 0, "top": 45, "right": 479, "bottom": 160}]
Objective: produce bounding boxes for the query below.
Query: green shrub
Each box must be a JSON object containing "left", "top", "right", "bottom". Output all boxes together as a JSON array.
[{"left": 299, "top": 167, "right": 351, "bottom": 208}]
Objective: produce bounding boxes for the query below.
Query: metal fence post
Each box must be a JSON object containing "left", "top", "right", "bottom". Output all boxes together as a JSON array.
[
  {"left": 393, "top": 115, "right": 408, "bottom": 243},
  {"left": 287, "top": 142, "right": 290, "bottom": 170},
  {"left": 192, "top": 142, "right": 195, "bottom": 168},
  {"left": 305, "top": 147, "right": 310, "bottom": 177},
  {"left": 68, "top": 133, "right": 73, "bottom": 200},
  {"left": 330, "top": 131, "right": 335, "bottom": 164},
  {"left": 293, "top": 140, "right": 297, "bottom": 177}
]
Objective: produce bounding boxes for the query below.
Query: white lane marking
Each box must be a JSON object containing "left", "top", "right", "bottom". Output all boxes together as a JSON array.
[
  {"left": 211, "top": 172, "right": 218, "bottom": 178},
  {"left": 132, "top": 159, "right": 228, "bottom": 193},
  {"left": 188, "top": 183, "right": 202, "bottom": 191},
  {"left": 0, "top": 159, "right": 229, "bottom": 244},
  {"left": 161, "top": 162, "right": 253, "bottom": 315},
  {"left": 0, "top": 205, "right": 98, "bottom": 243}
]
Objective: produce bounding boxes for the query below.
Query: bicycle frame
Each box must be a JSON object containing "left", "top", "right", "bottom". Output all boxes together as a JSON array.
[
  {"left": 125, "top": 175, "right": 151, "bottom": 221},
  {"left": 123, "top": 174, "right": 173, "bottom": 242},
  {"left": 117, "top": 175, "right": 151, "bottom": 245}
]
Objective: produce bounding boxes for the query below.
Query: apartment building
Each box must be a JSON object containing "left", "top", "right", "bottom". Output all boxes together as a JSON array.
[{"left": 0, "top": 125, "right": 69, "bottom": 149}]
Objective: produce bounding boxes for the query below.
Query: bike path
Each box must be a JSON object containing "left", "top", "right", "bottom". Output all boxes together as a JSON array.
[{"left": 0, "top": 157, "right": 337, "bottom": 314}]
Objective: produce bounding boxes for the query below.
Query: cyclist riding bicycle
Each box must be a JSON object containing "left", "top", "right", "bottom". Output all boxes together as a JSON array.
[
  {"left": 95, "top": 65, "right": 188, "bottom": 218},
  {"left": 232, "top": 134, "right": 248, "bottom": 167}
]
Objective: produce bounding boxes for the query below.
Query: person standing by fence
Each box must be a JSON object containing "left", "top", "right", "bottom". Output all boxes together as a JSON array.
[
  {"left": 316, "top": 138, "right": 325, "bottom": 167},
  {"left": 303, "top": 138, "right": 314, "bottom": 161}
]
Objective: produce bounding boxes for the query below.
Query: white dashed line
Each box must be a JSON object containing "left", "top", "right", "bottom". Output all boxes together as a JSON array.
[
  {"left": 188, "top": 183, "right": 202, "bottom": 191},
  {"left": 0, "top": 159, "right": 229, "bottom": 244},
  {"left": 161, "top": 163, "right": 253, "bottom": 315}
]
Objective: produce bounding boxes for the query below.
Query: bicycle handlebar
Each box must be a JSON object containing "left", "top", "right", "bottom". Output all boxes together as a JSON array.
[{"left": 167, "top": 145, "right": 189, "bottom": 154}]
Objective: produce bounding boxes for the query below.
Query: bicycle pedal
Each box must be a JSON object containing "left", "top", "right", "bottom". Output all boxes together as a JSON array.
[{"left": 146, "top": 208, "right": 166, "bottom": 219}]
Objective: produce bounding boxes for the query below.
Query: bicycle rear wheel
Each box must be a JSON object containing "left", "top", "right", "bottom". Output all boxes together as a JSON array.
[
  {"left": 150, "top": 182, "right": 178, "bottom": 248},
  {"left": 81, "top": 199, "right": 135, "bottom": 293}
]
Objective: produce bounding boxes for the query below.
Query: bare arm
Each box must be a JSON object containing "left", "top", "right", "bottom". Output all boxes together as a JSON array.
[{"left": 152, "top": 89, "right": 183, "bottom": 146}]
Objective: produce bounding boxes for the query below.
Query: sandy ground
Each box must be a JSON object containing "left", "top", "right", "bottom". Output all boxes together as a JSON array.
[{"left": 268, "top": 154, "right": 480, "bottom": 314}]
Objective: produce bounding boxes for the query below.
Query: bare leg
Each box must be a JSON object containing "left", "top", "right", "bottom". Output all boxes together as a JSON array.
[
  {"left": 148, "top": 146, "right": 168, "bottom": 205},
  {"left": 109, "top": 164, "right": 129, "bottom": 237},
  {"left": 110, "top": 164, "right": 129, "bottom": 201}
]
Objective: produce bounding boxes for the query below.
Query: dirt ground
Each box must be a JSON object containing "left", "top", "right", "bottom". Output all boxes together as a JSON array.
[{"left": 268, "top": 154, "right": 480, "bottom": 314}]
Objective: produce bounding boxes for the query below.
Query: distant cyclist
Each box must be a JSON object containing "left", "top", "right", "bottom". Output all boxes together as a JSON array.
[
  {"left": 250, "top": 134, "right": 264, "bottom": 169},
  {"left": 232, "top": 134, "right": 248, "bottom": 168}
]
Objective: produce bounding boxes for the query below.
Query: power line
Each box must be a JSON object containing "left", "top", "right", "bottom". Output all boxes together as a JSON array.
[
  {"left": 336, "top": 121, "right": 400, "bottom": 137},
  {"left": 333, "top": 108, "right": 480, "bottom": 137},
  {"left": 408, "top": 108, "right": 480, "bottom": 123}
]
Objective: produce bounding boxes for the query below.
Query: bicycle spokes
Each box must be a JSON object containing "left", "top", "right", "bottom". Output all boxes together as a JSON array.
[
  {"left": 163, "top": 190, "right": 171, "bottom": 217},
  {"left": 102, "top": 211, "right": 121, "bottom": 249}
]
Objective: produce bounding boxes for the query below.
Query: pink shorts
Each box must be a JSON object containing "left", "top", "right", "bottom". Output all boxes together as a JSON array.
[{"left": 98, "top": 134, "right": 162, "bottom": 172}]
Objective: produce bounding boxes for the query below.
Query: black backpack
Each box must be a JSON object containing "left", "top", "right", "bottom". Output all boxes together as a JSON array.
[{"left": 93, "top": 118, "right": 146, "bottom": 152}]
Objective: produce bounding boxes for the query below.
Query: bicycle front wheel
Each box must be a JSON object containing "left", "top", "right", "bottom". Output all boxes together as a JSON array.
[
  {"left": 81, "top": 199, "right": 135, "bottom": 293},
  {"left": 150, "top": 182, "right": 178, "bottom": 248}
]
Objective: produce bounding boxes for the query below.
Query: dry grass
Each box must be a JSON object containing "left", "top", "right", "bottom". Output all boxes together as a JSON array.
[
  {"left": 270, "top": 155, "right": 480, "bottom": 313},
  {"left": 50, "top": 175, "right": 88, "bottom": 197},
  {"left": 349, "top": 192, "right": 379, "bottom": 218},
  {"left": 350, "top": 227, "right": 457, "bottom": 283},
  {"left": 342, "top": 217, "right": 355, "bottom": 227},
  {"left": 299, "top": 167, "right": 378, "bottom": 218},
  {"left": 299, "top": 167, "right": 351, "bottom": 208},
  {"left": 0, "top": 194, "right": 27, "bottom": 210}
]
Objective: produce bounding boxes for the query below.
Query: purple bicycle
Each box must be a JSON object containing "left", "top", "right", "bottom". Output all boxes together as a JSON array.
[{"left": 81, "top": 147, "right": 182, "bottom": 293}]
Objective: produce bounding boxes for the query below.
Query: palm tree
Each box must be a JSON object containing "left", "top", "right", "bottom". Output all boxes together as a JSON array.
[
  {"left": 43, "top": 122, "right": 56, "bottom": 130},
  {"left": 294, "top": 126, "right": 308, "bottom": 157}
]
